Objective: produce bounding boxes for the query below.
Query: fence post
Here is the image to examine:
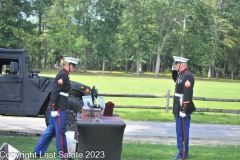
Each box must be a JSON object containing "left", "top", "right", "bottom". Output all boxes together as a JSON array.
[{"left": 165, "top": 89, "right": 170, "bottom": 113}]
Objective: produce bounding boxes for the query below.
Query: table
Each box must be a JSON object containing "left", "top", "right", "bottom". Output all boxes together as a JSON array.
[{"left": 76, "top": 114, "right": 126, "bottom": 160}]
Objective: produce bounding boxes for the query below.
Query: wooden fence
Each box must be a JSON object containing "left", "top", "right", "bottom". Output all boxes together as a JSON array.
[{"left": 98, "top": 89, "right": 240, "bottom": 114}]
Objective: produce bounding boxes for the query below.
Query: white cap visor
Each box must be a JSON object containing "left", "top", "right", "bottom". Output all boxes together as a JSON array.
[
  {"left": 173, "top": 56, "right": 189, "bottom": 63},
  {"left": 64, "top": 57, "right": 80, "bottom": 65}
]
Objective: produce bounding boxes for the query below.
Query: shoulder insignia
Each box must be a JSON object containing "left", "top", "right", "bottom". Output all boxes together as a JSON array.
[
  {"left": 185, "top": 80, "right": 191, "bottom": 88},
  {"left": 58, "top": 78, "right": 63, "bottom": 85}
]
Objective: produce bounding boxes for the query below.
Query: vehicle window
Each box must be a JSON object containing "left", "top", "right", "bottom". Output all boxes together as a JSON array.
[{"left": 0, "top": 58, "right": 19, "bottom": 74}]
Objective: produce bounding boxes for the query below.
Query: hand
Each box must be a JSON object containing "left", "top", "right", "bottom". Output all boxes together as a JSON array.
[
  {"left": 51, "top": 111, "right": 59, "bottom": 117},
  {"left": 179, "top": 111, "right": 186, "bottom": 118},
  {"left": 172, "top": 70, "right": 178, "bottom": 82}
]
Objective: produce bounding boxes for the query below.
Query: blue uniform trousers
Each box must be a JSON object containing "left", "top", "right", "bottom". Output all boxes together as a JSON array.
[
  {"left": 174, "top": 114, "right": 191, "bottom": 159},
  {"left": 33, "top": 109, "right": 68, "bottom": 159}
]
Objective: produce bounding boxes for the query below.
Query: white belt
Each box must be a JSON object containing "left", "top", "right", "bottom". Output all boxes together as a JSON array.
[
  {"left": 59, "top": 92, "right": 69, "bottom": 97},
  {"left": 175, "top": 93, "right": 183, "bottom": 106},
  {"left": 174, "top": 93, "right": 182, "bottom": 97}
]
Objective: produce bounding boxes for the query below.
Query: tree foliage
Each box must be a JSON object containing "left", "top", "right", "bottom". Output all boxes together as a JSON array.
[{"left": 0, "top": 0, "right": 35, "bottom": 48}]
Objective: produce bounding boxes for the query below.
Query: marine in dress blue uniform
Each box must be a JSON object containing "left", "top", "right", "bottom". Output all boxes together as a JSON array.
[
  {"left": 171, "top": 56, "right": 196, "bottom": 159},
  {"left": 33, "top": 57, "right": 79, "bottom": 160}
]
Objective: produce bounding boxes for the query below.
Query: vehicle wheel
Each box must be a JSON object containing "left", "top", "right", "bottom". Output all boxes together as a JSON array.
[{"left": 44, "top": 96, "right": 83, "bottom": 131}]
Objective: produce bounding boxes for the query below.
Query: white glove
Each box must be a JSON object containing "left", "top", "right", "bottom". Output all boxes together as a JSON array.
[
  {"left": 51, "top": 111, "right": 59, "bottom": 117},
  {"left": 179, "top": 111, "right": 186, "bottom": 118}
]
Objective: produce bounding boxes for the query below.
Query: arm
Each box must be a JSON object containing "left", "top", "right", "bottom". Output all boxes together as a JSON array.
[
  {"left": 172, "top": 70, "right": 178, "bottom": 82},
  {"left": 49, "top": 74, "right": 67, "bottom": 111},
  {"left": 182, "top": 75, "right": 194, "bottom": 112}
]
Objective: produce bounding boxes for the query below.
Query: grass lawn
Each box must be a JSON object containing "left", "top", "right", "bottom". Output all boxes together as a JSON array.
[
  {"left": 114, "top": 108, "right": 240, "bottom": 124},
  {"left": 39, "top": 70, "right": 240, "bottom": 108},
  {"left": 37, "top": 70, "right": 240, "bottom": 125},
  {"left": 0, "top": 135, "right": 239, "bottom": 160}
]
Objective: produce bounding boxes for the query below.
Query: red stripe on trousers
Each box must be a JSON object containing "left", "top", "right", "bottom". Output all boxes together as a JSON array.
[
  {"left": 182, "top": 118, "right": 186, "bottom": 160},
  {"left": 58, "top": 110, "right": 65, "bottom": 160}
]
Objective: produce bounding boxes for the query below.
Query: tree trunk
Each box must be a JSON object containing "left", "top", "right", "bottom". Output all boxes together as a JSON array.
[
  {"left": 208, "top": 66, "right": 211, "bottom": 78},
  {"left": 216, "top": 71, "right": 219, "bottom": 79},
  {"left": 43, "top": 37, "right": 47, "bottom": 68},
  {"left": 147, "top": 58, "right": 152, "bottom": 72},
  {"left": 43, "top": 13, "right": 47, "bottom": 68},
  {"left": 208, "top": 65, "right": 215, "bottom": 78},
  {"left": 154, "top": 33, "right": 168, "bottom": 77},
  {"left": 222, "top": 60, "right": 226, "bottom": 77},
  {"left": 37, "top": 13, "right": 42, "bottom": 68},
  {"left": 102, "top": 59, "right": 105, "bottom": 75},
  {"left": 125, "top": 51, "right": 128, "bottom": 72},
  {"left": 181, "top": 15, "right": 188, "bottom": 56},
  {"left": 130, "top": 61, "right": 135, "bottom": 72},
  {"left": 152, "top": 56, "right": 155, "bottom": 73},
  {"left": 68, "top": 20, "right": 72, "bottom": 57},
  {"left": 154, "top": 54, "right": 161, "bottom": 77},
  {"left": 84, "top": 52, "right": 87, "bottom": 72},
  {"left": 110, "top": 62, "right": 113, "bottom": 73},
  {"left": 209, "top": 11, "right": 219, "bottom": 79},
  {"left": 136, "top": 56, "right": 140, "bottom": 76},
  {"left": 154, "top": 21, "right": 164, "bottom": 77}
]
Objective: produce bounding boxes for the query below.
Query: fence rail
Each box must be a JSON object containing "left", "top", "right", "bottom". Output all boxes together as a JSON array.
[
  {"left": 98, "top": 90, "right": 240, "bottom": 114},
  {"left": 98, "top": 93, "right": 166, "bottom": 98}
]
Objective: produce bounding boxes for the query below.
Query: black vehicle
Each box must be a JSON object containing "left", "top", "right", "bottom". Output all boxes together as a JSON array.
[{"left": 0, "top": 48, "right": 98, "bottom": 130}]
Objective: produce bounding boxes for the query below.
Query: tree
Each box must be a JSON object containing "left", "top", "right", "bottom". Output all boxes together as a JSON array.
[
  {"left": 92, "top": 0, "right": 122, "bottom": 74},
  {"left": 0, "top": 0, "right": 35, "bottom": 48},
  {"left": 120, "top": 0, "right": 154, "bottom": 76},
  {"left": 150, "top": 0, "right": 177, "bottom": 77},
  {"left": 205, "top": 0, "right": 237, "bottom": 78}
]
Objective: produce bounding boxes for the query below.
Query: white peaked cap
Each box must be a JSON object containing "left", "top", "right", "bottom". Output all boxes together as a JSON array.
[
  {"left": 63, "top": 57, "right": 80, "bottom": 64},
  {"left": 173, "top": 56, "right": 189, "bottom": 63}
]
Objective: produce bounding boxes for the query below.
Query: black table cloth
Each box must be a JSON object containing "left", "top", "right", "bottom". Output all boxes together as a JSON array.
[{"left": 76, "top": 114, "right": 126, "bottom": 160}]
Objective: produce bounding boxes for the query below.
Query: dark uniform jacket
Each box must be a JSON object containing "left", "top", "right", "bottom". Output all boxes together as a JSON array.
[
  {"left": 49, "top": 69, "right": 71, "bottom": 111},
  {"left": 173, "top": 68, "right": 196, "bottom": 115}
]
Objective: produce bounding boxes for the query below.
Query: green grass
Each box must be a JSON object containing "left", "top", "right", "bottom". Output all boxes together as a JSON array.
[
  {"left": 36, "top": 69, "right": 240, "bottom": 125},
  {"left": 0, "top": 135, "right": 239, "bottom": 160},
  {"left": 39, "top": 70, "right": 240, "bottom": 105},
  {"left": 122, "top": 142, "right": 240, "bottom": 160},
  {"left": 115, "top": 108, "right": 240, "bottom": 124}
]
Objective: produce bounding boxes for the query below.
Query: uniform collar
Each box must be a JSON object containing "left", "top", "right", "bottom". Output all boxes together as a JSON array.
[
  {"left": 180, "top": 68, "right": 188, "bottom": 74},
  {"left": 62, "top": 68, "right": 69, "bottom": 75}
]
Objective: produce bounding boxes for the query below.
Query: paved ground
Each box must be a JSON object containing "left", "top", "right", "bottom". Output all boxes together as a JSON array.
[{"left": 0, "top": 116, "right": 240, "bottom": 146}]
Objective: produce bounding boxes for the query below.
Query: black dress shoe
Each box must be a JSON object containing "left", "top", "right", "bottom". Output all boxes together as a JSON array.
[
  {"left": 35, "top": 154, "right": 41, "bottom": 158},
  {"left": 31, "top": 154, "right": 41, "bottom": 159}
]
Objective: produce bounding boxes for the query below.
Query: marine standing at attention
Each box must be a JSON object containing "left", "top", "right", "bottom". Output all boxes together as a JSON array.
[{"left": 171, "top": 56, "right": 196, "bottom": 159}]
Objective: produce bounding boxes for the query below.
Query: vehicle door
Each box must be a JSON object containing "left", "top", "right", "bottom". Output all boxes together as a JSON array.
[{"left": 0, "top": 60, "right": 22, "bottom": 103}]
